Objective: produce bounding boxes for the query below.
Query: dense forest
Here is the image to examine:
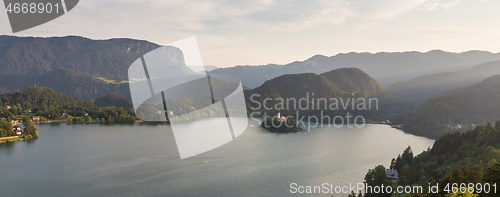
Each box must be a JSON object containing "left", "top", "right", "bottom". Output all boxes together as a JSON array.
[
  {"left": 364, "top": 121, "right": 500, "bottom": 197},
  {"left": 0, "top": 68, "right": 132, "bottom": 101},
  {"left": 0, "top": 117, "right": 38, "bottom": 138},
  {"left": 0, "top": 35, "right": 158, "bottom": 80},
  {"left": 0, "top": 87, "right": 137, "bottom": 126},
  {"left": 321, "top": 68, "right": 390, "bottom": 98},
  {"left": 245, "top": 68, "right": 414, "bottom": 122},
  {"left": 387, "top": 61, "right": 500, "bottom": 106},
  {"left": 94, "top": 94, "right": 132, "bottom": 108},
  {"left": 392, "top": 75, "right": 500, "bottom": 138},
  {"left": 0, "top": 35, "right": 160, "bottom": 100}
]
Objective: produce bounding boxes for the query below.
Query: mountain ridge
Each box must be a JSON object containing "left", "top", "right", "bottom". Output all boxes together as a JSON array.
[
  {"left": 387, "top": 60, "right": 500, "bottom": 105},
  {"left": 210, "top": 50, "right": 500, "bottom": 88},
  {"left": 393, "top": 75, "right": 500, "bottom": 138}
]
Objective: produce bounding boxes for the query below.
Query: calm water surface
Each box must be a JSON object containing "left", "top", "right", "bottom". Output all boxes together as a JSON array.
[{"left": 0, "top": 120, "right": 434, "bottom": 196}]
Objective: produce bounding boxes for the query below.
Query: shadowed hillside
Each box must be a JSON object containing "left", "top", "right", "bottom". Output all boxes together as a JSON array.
[{"left": 388, "top": 60, "right": 500, "bottom": 105}]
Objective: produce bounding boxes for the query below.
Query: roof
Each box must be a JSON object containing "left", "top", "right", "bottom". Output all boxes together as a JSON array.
[{"left": 386, "top": 169, "right": 399, "bottom": 179}]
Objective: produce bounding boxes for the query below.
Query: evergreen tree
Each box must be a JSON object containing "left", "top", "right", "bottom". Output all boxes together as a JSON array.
[
  {"left": 0, "top": 118, "right": 14, "bottom": 137},
  {"left": 486, "top": 122, "right": 494, "bottom": 131},
  {"left": 23, "top": 118, "right": 38, "bottom": 139},
  {"left": 482, "top": 161, "right": 500, "bottom": 197}
]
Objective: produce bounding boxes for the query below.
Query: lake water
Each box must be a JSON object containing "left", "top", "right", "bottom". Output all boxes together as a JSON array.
[{"left": 0, "top": 119, "right": 434, "bottom": 197}]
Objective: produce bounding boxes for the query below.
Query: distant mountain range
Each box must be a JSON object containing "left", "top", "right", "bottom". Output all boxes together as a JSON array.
[
  {"left": 94, "top": 94, "right": 132, "bottom": 108},
  {"left": 1, "top": 35, "right": 500, "bottom": 108},
  {"left": 0, "top": 35, "right": 160, "bottom": 100},
  {"left": 393, "top": 75, "right": 500, "bottom": 138},
  {"left": 387, "top": 60, "right": 500, "bottom": 105},
  {"left": 209, "top": 50, "right": 500, "bottom": 88}
]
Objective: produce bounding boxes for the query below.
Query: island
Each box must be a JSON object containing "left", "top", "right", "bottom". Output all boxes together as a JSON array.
[{"left": 261, "top": 112, "right": 302, "bottom": 132}]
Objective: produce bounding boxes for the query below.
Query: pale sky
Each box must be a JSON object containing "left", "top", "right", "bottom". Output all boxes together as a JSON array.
[{"left": 1, "top": 0, "right": 499, "bottom": 68}]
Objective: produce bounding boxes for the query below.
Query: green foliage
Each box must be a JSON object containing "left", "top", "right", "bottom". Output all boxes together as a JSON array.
[
  {"left": 0, "top": 35, "right": 161, "bottom": 101},
  {"left": 482, "top": 161, "right": 500, "bottom": 197},
  {"left": 0, "top": 68, "right": 131, "bottom": 101},
  {"left": 245, "top": 69, "right": 415, "bottom": 122},
  {"left": 366, "top": 122, "right": 500, "bottom": 196},
  {"left": 94, "top": 94, "right": 132, "bottom": 108},
  {"left": 364, "top": 165, "right": 392, "bottom": 197},
  {"left": 0, "top": 35, "right": 158, "bottom": 80},
  {"left": 0, "top": 118, "right": 14, "bottom": 137},
  {"left": 23, "top": 118, "right": 38, "bottom": 139},
  {"left": 248, "top": 73, "right": 345, "bottom": 100},
  {"left": 0, "top": 87, "right": 136, "bottom": 123},
  {"left": 444, "top": 191, "right": 478, "bottom": 197},
  {"left": 321, "top": 68, "right": 389, "bottom": 98}
]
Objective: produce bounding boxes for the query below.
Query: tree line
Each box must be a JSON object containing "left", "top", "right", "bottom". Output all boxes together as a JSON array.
[{"left": 363, "top": 121, "right": 500, "bottom": 197}]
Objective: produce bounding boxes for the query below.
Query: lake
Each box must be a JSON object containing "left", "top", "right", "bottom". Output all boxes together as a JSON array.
[{"left": 0, "top": 119, "right": 434, "bottom": 196}]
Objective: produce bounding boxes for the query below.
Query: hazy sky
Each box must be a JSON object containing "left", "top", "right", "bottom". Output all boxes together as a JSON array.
[{"left": 1, "top": 0, "right": 499, "bottom": 67}]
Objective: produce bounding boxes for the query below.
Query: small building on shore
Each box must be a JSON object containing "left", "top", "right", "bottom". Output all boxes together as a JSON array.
[
  {"left": 13, "top": 125, "right": 22, "bottom": 135},
  {"left": 386, "top": 169, "right": 399, "bottom": 184},
  {"left": 32, "top": 116, "right": 41, "bottom": 122}
]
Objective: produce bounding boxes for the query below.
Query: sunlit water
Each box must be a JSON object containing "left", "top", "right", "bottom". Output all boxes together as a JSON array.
[{"left": 0, "top": 119, "right": 434, "bottom": 196}]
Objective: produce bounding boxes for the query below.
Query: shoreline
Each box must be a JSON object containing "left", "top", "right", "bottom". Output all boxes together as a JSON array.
[{"left": 0, "top": 136, "right": 23, "bottom": 143}]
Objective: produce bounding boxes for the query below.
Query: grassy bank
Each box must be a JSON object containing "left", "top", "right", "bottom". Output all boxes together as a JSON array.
[{"left": 0, "top": 136, "right": 22, "bottom": 143}]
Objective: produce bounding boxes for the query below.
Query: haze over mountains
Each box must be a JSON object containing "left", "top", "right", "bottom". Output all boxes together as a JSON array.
[
  {"left": 387, "top": 60, "right": 500, "bottom": 105},
  {"left": 209, "top": 50, "right": 500, "bottom": 88},
  {"left": 1, "top": 35, "right": 500, "bottom": 108},
  {"left": 393, "top": 75, "right": 500, "bottom": 138}
]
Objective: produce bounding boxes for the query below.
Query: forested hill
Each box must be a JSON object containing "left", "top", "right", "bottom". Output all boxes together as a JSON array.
[
  {"left": 0, "top": 35, "right": 159, "bottom": 80},
  {"left": 94, "top": 94, "right": 132, "bottom": 108},
  {"left": 393, "top": 75, "right": 500, "bottom": 138},
  {"left": 320, "top": 68, "right": 389, "bottom": 97},
  {"left": 0, "top": 35, "right": 159, "bottom": 100},
  {"left": 244, "top": 68, "right": 412, "bottom": 120},
  {"left": 247, "top": 73, "right": 345, "bottom": 100},
  {"left": 0, "top": 87, "right": 136, "bottom": 122},
  {"left": 246, "top": 68, "right": 389, "bottom": 99},
  {"left": 0, "top": 87, "right": 95, "bottom": 110}
]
